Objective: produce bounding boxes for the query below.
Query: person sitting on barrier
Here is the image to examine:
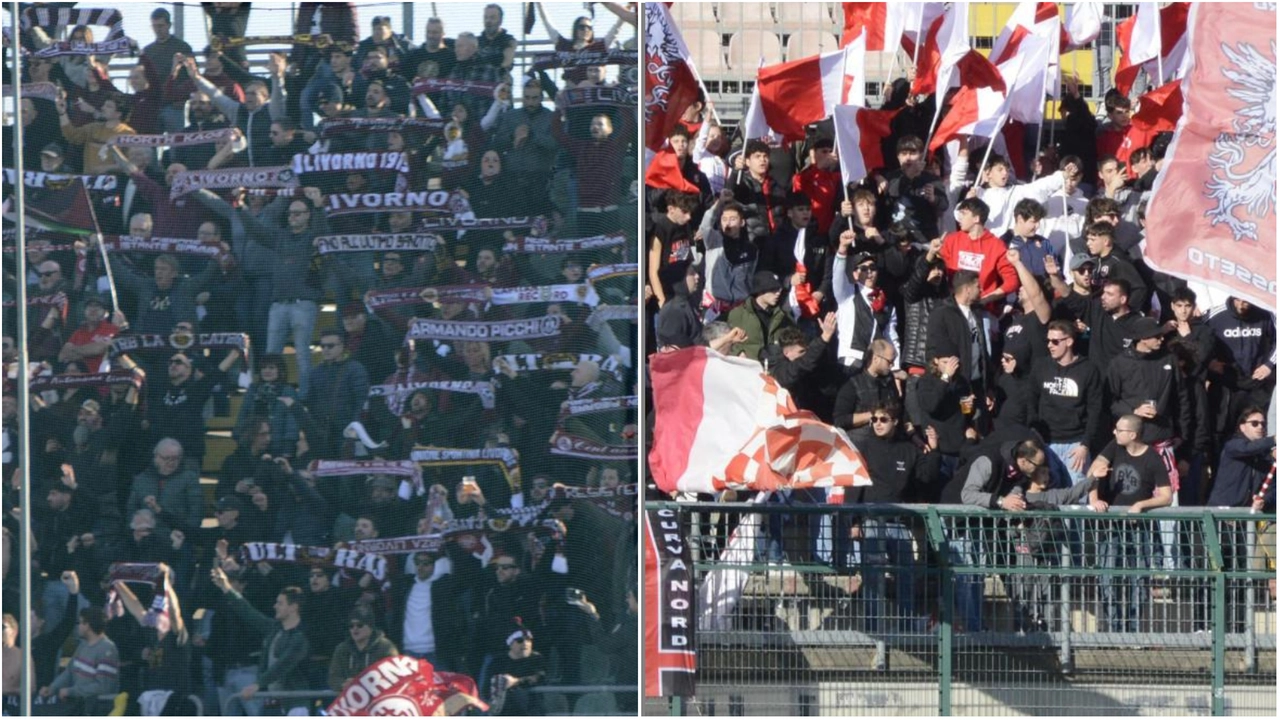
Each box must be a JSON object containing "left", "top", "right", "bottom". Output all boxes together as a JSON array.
[{"left": 1088, "top": 414, "right": 1172, "bottom": 633}]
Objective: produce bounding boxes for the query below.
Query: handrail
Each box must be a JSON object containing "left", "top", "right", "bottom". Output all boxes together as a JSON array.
[{"left": 646, "top": 500, "right": 1267, "bottom": 522}]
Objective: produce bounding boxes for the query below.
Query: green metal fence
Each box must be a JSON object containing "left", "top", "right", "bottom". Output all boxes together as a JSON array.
[{"left": 645, "top": 502, "right": 1277, "bottom": 716}]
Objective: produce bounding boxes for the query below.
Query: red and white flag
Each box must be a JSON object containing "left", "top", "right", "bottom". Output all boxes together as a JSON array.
[
  {"left": 911, "top": 3, "right": 969, "bottom": 96},
  {"left": 929, "top": 40, "right": 1044, "bottom": 154},
  {"left": 643, "top": 3, "right": 705, "bottom": 153},
  {"left": 756, "top": 34, "right": 866, "bottom": 142},
  {"left": 1129, "top": 79, "right": 1183, "bottom": 138},
  {"left": 1062, "top": 1, "right": 1103, "bottom": 51},
  {"left": 989, "top": 1, "right": 1058, "bottom": 67},
  {"left": 999, "top": 34, "right": 1055, "bottom": 125},
  {"left": 899, "top": 2, "right": 947, "bottom": 59},
  {"left": 833, "top": 104, "right": 901, "bottom": 184},
  {"left": 741, "top": 63, "right": 782, "bottom": 143},
  {"left": 1144, "top": 2, "right": 1275, "bottom": 312},
  {"left": 840, "top": 2, "right": 906, "bottom": 52},
  {"left": 1115, "top": 2, "right": 1190, "bottom": 96},
  {"left": 649, "top": 347, "right": 872, "bottom": 495}
]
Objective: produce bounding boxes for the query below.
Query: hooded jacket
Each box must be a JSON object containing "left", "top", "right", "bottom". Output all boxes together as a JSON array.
[
  {"left": 1028, "top": 354, "right": 1104, "bottom": 448},
  {"left": 328, "top": 628, "right": 399, "bottom": 691},
  {"left": 1106, "top": 346, "right": 1193, "bottom": 445}
]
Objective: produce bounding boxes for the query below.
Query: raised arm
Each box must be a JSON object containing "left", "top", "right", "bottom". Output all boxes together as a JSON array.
[{"left": 536, "top": 3, "right": 562, "bottom": 43}]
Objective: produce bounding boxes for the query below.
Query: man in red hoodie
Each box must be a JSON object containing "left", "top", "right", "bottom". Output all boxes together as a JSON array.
[{"left": 939, "top": 197, "right": 1020, "bottom": 310}]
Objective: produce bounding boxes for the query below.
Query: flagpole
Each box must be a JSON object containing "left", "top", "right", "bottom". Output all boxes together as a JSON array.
[
  {"left": 975, "top": 115, "right": 1009, "bottom": 186},
  {"left": 10, "top": 2, "right": 34, "bottom": 716},
  {"left": 1154, "top": 2, "right": 1163, "bottom": 86}
]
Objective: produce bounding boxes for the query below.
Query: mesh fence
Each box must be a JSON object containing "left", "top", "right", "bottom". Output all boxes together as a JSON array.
[{"left": 645, "top": 502, "right": 1276, "bottom": 717}]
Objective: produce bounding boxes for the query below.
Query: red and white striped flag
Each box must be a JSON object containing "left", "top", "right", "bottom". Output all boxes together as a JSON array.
[
  {"left": 643, "top": 3, "right": 705, "bottom": 153},
  {"left": 1143, "top": 2, "right": 1275, "bottom": 312},
  {"left": 833, "top": 104, "right": 901, "bottom": 184},
  {"left": 756, "top": 34, "right": 866, "bottom": 142},
  {"left": 840, "top": 2, "right": 907, "bottom": 51},
  {"left": 649, "top": 347, "right": 872, "bottom": 495},
  {"left": 1115, "top": 2, "right": 1190, "bottom": 96}
]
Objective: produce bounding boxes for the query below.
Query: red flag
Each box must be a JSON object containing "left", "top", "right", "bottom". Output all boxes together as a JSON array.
[
  {"left": 1130, "top": 79, "right": 1183, "bottom": 135},
  {"left": 325, "top": 656, "right": 487, "bottom": 716},
  {"left": 840, "top": 3, "right": 905, "bottom": 51},
  {"left": 643, "top": 147, "right": 700, "bottom": 194},
  {"left": 643, "top": 4, "right": 705, "bottom": 153},
  {"left": 833, "top": 104, "right": 901, "bottom": 184},
  {"left": 756, "top": 38, "right": 865, "bottom": 142},
  {"left": 1115, "top": 2, "right": 1190, "bottom": 96},
  {"left": 1144, "top": 3, "right": 1275, "bottom": 312}
]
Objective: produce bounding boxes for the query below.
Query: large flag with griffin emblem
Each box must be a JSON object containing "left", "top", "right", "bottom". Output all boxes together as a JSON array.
[
  {"left": 1144, "top": 2, "right": 1275, "bottom": 312},
  {"left": 643, "top": 3, "right": 704, "bottom": 155},
  {"left": 648, "top": 346, "right": 872, "bottom": 495}
]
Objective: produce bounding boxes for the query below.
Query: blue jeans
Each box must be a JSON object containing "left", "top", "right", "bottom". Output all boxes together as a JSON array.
[
  {"left": 859, "top": 520, "right": 918, "bottom": 633},
  {"left": 219, "top": 665, "right": 262, "bottom": 716},
  {"left": 1098, "top": 522, "right": 1151, "bottom": 633},
  {"left": 266, "top": 300, "right": 317, "bottom": 390},
  {"left": 1047, "top": 441, "right": 1090, "bottom": 491},
  {"left": 946, "top": 537, "right": 985, "bottom": 632}
]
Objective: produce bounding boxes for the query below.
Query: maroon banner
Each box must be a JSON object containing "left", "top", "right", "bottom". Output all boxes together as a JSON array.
[
  {"left": 530, "top": 48, "right": 637, "bottom": 70},
  {"left": 562, "top": 85, "right": 639, "bottom": 107},
  {"left": 111, "top": 128, "right": 239, "bottom": 148},
  {"left": 325, "top": 190, "right": 453, "bottom": 216},
  {"left": 29, "top": 370, "right": 142, "bottom": 392},
  {"left": 239, "top": 542, "right": 387, "bottom": 581},
  {"left": 1, "top": 292, "right": 67, "bottom": 310},
  {"left": 318, "top": 116, "right": 446, "bottom": 138},
  {"left": 411, "top": 77, "right": 501, "bottom": 98},
  {"left": 549, "top": 431, "right": 638, "bottom": 460},
  {"left": 107, "top": 562, "right": 163, "bottom": 587}
]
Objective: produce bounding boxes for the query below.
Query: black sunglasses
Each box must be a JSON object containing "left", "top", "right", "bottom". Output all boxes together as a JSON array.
[
  {"left": 37, "top": 270, "right": 59, "bottom": 277},
  {"left": 1245, "top": 420, "right": 1266, "bottom": 427},
  {"left": 1047, "top": 338, "right": 1066, "bottom": 346},
  {"left": 870, "top": 415, "right": 893, "bottom": 424}
]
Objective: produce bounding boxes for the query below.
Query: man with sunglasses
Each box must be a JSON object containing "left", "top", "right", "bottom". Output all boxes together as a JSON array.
[
  {"left": 1029, "top": 320, "right": 1104, "bottom": 490},
  {"left": 303, "top": 330, "right": 369, "bottom": 460},
  {"left": 1207, "top": 407, "right": 1276, "bottom": 631}
]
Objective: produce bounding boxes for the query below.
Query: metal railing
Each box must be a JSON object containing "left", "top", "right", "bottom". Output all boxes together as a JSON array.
[
  {"left": 227, "top": 684, "right": 637, "bottom": 716},
  {"left": 646, "top": 502, "right": 1277, "bottom": 716}
]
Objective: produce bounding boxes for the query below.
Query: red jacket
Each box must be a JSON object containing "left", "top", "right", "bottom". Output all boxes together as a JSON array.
[
  {"left": 939, "top": 229, "right": 1020, "bottom": 300},
  {"left": 793, "top": 165, "right": 842, "bottom": 234}
]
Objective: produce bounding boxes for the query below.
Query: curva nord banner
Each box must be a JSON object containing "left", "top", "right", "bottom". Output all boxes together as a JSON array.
[
  {"left": 1143, "top": 2, "right": 1276, "bottom": 311},
  {"left": 643, "top": 509, "right": 697, "bottom": 698}
]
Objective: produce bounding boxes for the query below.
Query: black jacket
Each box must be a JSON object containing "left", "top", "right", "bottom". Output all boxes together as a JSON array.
[
  {"left": 389, "top": 569, "right": 468, "bottom": 670},
  {"left": 847, "top": 434, "right": 934, "bottom": 504},
  {"left": 1107, "top": 347, "right": 1193, "bottom": 445},
  {"left": 832, "top": 371, "right": 901, "bottom": 445},
  {"left": 900, "top": 253, "right": 948, "bottom": 368},
  {"left": 1206, "top": 434, "right": 1276, "bottom": 509},
  {"left": 766, "top": 334, "right": 833, "bottom": 416},
  {"left": 925, "top": 297, "right": 991, "bottom": 391}
]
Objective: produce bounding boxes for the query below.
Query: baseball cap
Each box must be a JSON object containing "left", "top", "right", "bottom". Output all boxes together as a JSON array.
[
  {"left": 40, "top": 143, "right": 64, "bottom": 158},
  {"left": 1129, "top": 317, "right": 1170, "bottom": 341},
  {"left": 1069, "top": 254, "right": 1096, "bottom": 271}
]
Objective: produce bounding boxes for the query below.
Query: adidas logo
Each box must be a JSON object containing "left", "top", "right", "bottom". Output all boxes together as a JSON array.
[{"left": 1222, "top": 327, "right": 1263, "bottom": 338}]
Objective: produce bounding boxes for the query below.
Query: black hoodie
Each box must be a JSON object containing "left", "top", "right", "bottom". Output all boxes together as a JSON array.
[
  {"left": 1028, "top": 354, "right": 1104, "bottom": 450},
  {"left": 1106, "top": 346, "right": 1193, "bottom": 445}
]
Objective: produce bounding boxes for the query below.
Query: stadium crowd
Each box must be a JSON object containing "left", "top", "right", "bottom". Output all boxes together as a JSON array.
[
  {"left": 3, "top": 3, "right": 639, "bottom": 716},
  {"left": 644, "top": 75, "right": 1276, "bottom": 636}
]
